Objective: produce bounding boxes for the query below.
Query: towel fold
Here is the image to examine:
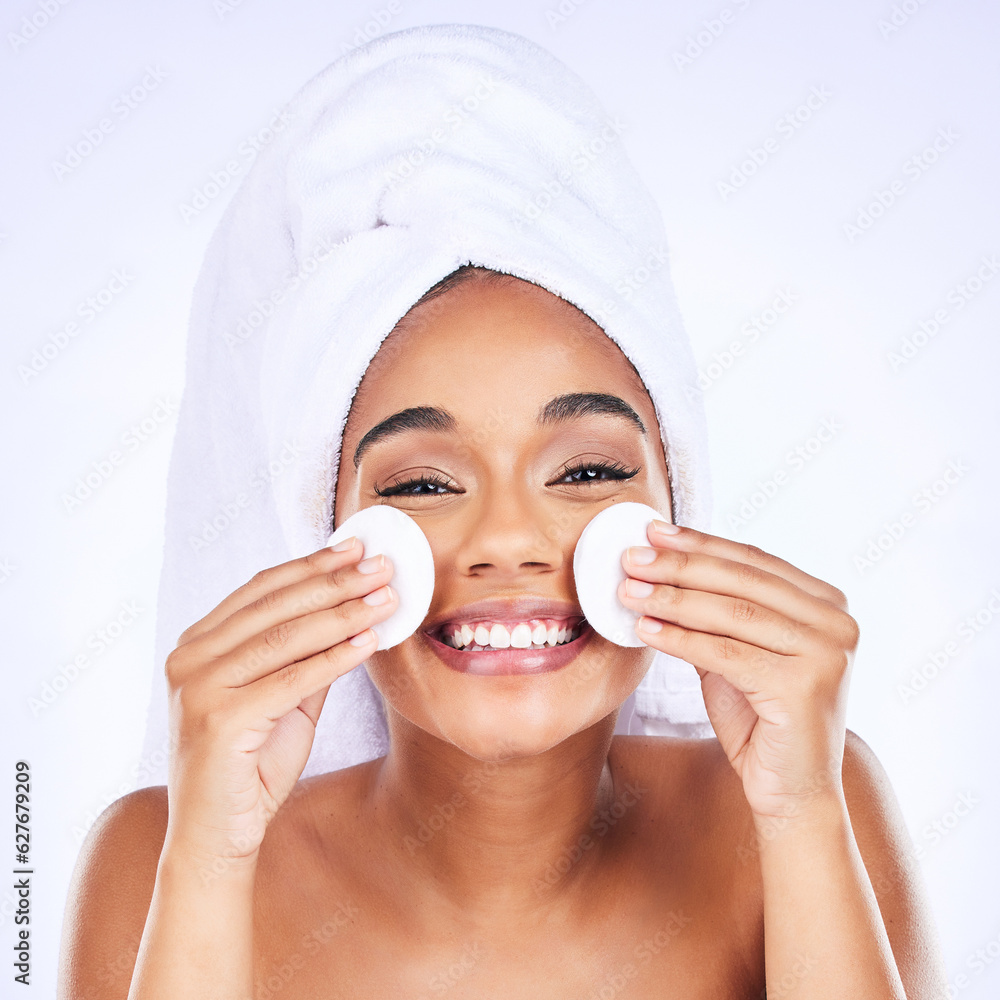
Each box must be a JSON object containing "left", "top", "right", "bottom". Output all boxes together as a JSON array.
[{"left": 137, "top": 23, "right": 714, "bottom": 789}]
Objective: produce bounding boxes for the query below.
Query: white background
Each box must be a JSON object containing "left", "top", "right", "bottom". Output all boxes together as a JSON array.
[{"left": 2, "top": 0, "right": 998, "bottom": 995}]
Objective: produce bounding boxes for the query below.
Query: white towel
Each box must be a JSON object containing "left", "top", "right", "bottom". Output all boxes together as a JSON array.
[{"left": 136, "top": 23, "right": 713, "bottom": 789}]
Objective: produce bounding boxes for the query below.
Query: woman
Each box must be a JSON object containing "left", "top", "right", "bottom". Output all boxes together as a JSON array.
[{"left": 59, "top": 25, "right": 946, "bottom": 1000}]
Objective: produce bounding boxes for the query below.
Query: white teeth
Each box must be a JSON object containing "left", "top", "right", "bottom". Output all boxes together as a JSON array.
[
  {"left": 442, "top": 618, "right": 583, "bottom": 650},
  {"left": 510, "top": 623, "right": 533, "bottom": 648},
  {"left": 489, "top": 623, "right": 511, "bottom": 648}
]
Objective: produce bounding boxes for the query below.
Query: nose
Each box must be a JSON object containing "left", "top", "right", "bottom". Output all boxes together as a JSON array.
[{"left": 451, "top": 489, "right": 570, "bottom": 577}]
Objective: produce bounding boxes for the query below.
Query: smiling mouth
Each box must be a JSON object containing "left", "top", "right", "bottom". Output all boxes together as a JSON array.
[{"left": 431, "top": 616, "right": 587, "bottom": 651}]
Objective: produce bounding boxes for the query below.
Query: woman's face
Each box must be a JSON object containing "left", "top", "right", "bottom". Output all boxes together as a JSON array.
[{"left": 335, "top": 275, "right": 673, "bottom": 760}]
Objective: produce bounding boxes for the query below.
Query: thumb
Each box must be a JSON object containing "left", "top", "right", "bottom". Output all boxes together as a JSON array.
[{"left": 296, "top": 685, "right": 331, "bottom": 728}]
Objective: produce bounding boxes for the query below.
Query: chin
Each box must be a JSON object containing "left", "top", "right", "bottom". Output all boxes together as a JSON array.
[{"left": 371, "top": 638, "right": 648, "bottom": 757}]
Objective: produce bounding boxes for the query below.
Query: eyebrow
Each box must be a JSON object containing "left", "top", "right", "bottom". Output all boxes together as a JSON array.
[{"left": 352, "top": 392, "right": 646, "bottom": 468}]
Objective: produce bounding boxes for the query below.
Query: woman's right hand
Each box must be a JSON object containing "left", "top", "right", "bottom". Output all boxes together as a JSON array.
[{"left": 160, "top": 537, "right": 396, "bottom": 874}]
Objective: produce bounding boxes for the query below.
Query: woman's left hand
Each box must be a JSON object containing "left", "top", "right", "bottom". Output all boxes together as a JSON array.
[{"left": 617, "top": 521, "right": 860, "bottom": 822}]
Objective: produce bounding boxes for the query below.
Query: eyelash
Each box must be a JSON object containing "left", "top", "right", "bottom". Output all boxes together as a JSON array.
[{"left": 373, "top": 460, "right": 641, "bottom": 497}]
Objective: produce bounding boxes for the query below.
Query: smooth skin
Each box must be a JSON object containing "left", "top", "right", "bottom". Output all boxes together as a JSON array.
[{"left": 58, "top": 270, "right": 948, "bottom": 999}]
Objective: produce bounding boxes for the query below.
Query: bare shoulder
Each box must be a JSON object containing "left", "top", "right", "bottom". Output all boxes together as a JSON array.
[
  {"left": 839, "top": 730, "right": 949, "bottom": 997},
  {"left": 57, "top": 785, "right": 169, "bottom": 1000}
]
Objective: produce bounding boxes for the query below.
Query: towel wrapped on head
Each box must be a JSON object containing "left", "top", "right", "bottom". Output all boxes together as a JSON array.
[{"left": 137, "top": 22, "right": 713, "bottom": 787}]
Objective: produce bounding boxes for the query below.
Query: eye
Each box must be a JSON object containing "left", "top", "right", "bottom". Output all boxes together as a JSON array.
[
  {"left": 550, "top": 460, "right": 641, "bottom": 486},
  {"left": 374, "top": 472, "right": 461, "bottom": 497}
]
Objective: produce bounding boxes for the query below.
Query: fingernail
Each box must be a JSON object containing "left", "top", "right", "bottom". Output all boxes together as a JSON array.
[
  {"left": 624, "top": 578, "right": 654, "bottom": 598},
  {"left": 331, "top": 536, "right": 358, "bottom": 552},
  {"left": 626, "top": 546, "right": 657, "bottom": 565},
  {"left": 363, "top": 585, "right": 393, "bottom": 606},
  {"left": 357, "top": 554, "right": 385, "bottom": 574},
  {"left": 636, "top": 616, "right": 662, "bottom": 633},
  {"left": 349, "top": 628, "right": 375, "bottom": 647},
  {"left": 651, "top": 520, "right": 680, "bottom": 536}
]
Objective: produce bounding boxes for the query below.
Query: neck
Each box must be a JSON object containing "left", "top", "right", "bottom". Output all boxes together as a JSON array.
[{"left": 367, "top": 709, "right": 622, "bottom": 920}]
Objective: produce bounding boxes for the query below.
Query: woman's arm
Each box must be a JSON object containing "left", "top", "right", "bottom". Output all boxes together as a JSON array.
[
  {"left": 753, "top": 729, "right": 948, "bottom": 999},
  {"left": 58, "top": 786, "right": 257, "bottom": 1000},
  {"left": 58, "top": 538, "right": 400, "bottom": 998},
  {"left": 617, "top": 523, "right": 949, "bottom": 999},
  {"left": 131, "top": 837, "right": 258, "bottom": 1000}
]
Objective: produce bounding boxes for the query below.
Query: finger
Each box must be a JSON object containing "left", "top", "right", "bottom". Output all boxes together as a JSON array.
[
  {"left": 644, "top": 522, "right": 849, "bottom": 611},
  {"left": 177, "top": 538, "right": 368, "bottom": 644},
  {"left": 618, "top": 579, "right": 813, "bottom": 655},
  {"left": 699, "top": 671, "right": 758, "bottom": 757},
  {"left": 218, "top": 586, "right": 399, "bottom": 688},
  {"left": 191, "top": 551, "right": 395, "bottom": 661},
  {"left": 623, "top": 539, "right": 843, "bottom": 631},
  {"left": 634, "top": 616, "right": 788, "bottom": 697},
  {"left": 296, "top": 685, "right": 330, "bottom": 728},
  {"left": 221, "top": 627, "right": 381, "bottom": 733}
]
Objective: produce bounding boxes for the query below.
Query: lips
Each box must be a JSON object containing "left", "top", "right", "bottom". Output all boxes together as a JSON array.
[
  {"left": 420, "top": 597, "right": 593, "bottom": 675},
  {"left": 422, "top": 596, "right": 586, "bottom": 631},
  {"left": 421, "top": 622, "right": 594, "bottom": 675}
]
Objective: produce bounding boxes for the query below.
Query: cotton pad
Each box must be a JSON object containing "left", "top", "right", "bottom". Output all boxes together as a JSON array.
[
  {"left": 325, "top": 505, "right": 435, "bottom": 650},
  {"left": 573, "top": 502, "right": 669, "bottom": 647}
]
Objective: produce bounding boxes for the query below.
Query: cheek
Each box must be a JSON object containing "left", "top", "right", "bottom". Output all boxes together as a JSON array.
[
  {"left": 364, "top": 645, "right": 421, "bottom": 707},
  {"left": 554, "top": 639, "right": 653, "bottom": 702}
]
